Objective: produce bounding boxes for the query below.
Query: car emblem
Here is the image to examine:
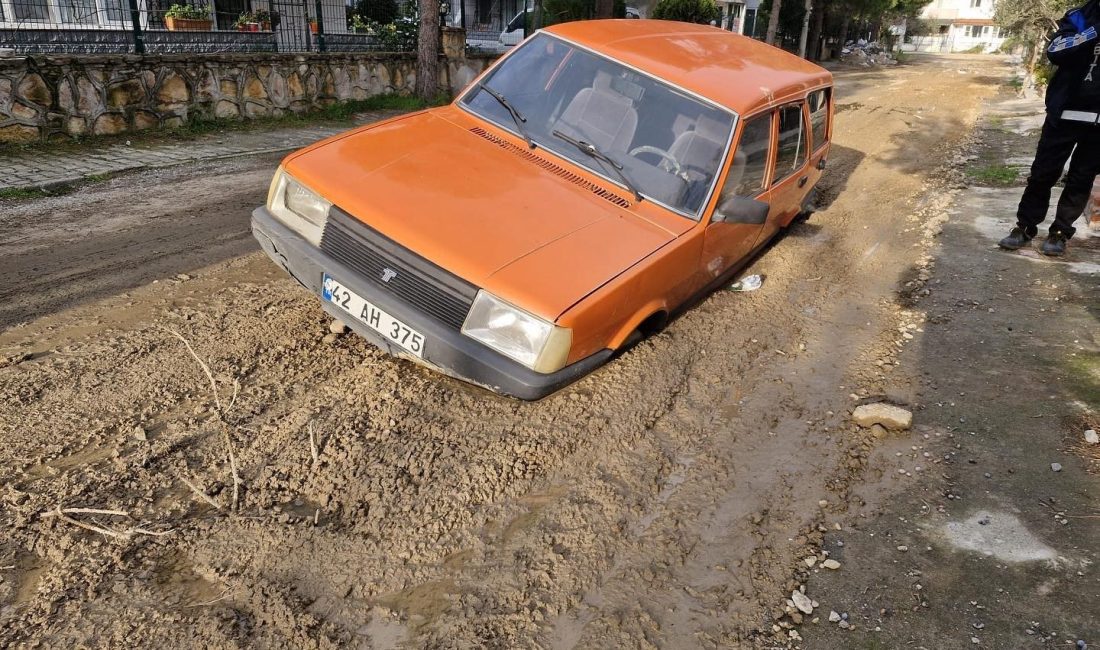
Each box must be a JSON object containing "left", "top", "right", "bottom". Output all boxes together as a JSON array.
[{"left": 381, "top": 268, "right": 398, "bottom": 283}]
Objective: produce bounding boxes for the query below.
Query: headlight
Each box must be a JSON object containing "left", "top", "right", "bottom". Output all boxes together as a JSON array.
[
  {"left": 461, "top": 291, "right": 572, "bottom": 373},
  {"left": 267, "top": 168, "right": 331, "bottom": 246}
]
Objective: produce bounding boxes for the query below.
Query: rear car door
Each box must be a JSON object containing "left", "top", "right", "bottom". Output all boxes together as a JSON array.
[
  {"left": 762, "top": 102, "right": 810, "bottom": 241},
  {"left": 701, "top": 111, "right": 775, "bottom": 278}
]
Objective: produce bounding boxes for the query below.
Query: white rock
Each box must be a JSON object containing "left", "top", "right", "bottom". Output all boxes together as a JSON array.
[
  {"left": 1051, "top": 463, "right": 1062, "bottom": 472},
  {"left": 852, "top": 403, "right": 913, "bottom": 431},
  {"left": 829, "top": 610, "right": 841, "bottom": 622},
  {"left": 823, "top": 559, "right": 841, "bottom": 570},
  {"left": 804, "top": 557, "right": 817, "bottom": 568},
  {"left": 1085, "top": 430, "right": 1098, "bottom": 445},
  {"left": 897, "top": 545, "right": 909, "bottom": 552},
  {"left": 329, "top": 320, "right": 349, "bottom": 335},
  {"left": 791, "top": 590, "right": 814, "bottom": 615}
]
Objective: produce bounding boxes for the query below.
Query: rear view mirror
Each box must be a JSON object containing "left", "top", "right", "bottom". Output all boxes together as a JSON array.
[{"left": 713, "top": 196, "right": 770, "bottom": 225}]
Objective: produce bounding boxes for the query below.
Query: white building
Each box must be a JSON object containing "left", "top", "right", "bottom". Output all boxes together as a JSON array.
[
  {"left": 715, "top": 0, "right": 755, "bottom": 36},
  {"left": 905, "top": 0, "right": 1008, "bottom": 53}
]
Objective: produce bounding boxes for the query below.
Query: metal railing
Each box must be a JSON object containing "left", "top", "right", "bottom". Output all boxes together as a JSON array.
[{"left": 0, "top": 0, "right": 412, "bottom": 54}]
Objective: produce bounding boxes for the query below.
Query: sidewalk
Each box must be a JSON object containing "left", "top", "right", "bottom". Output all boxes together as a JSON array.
[{"left": 0, "top": 110, "right": 400, "bottom": 193}]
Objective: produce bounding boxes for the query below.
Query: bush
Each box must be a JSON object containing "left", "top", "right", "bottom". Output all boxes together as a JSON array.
[
  {"left": 651, "top": 0, "right": 720, "bottom": 24},
  {"left": 354, "top": 0, "right": 399, "bottom": 26}
]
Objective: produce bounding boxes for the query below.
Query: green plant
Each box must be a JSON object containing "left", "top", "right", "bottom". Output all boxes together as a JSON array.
[
  {"left": 165, "top": 3, "right": 210, "bottom": 19},
  {"left": 349, "top": 13, "right": 368, "bottom": 29},
  {"left": 968, "top": 164, "right": 1019, "bottom": 186},
  {"left": 651, "top": 0, "right": 720, "bottom": 24},
  {"left": 234, "top": 11, "right": 256, "bottom": 27}
]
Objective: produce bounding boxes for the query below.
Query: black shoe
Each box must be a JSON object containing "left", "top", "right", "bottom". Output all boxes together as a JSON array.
[
  {"left": 1041, "top": 232, "right": 1068, "bottom": 256},
  {"left": 998, "top": 227, "right": 1033, "bottom": 250}
]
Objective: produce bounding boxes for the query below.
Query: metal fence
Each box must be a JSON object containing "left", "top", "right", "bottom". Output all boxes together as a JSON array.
[{"left": 0, "top": 0, "right": 410, "bottom": 54}]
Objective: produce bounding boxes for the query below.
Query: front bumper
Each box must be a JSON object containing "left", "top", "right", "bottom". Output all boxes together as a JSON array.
[{"left": 250, "top": 208, "right": 612, "bottom": 400}]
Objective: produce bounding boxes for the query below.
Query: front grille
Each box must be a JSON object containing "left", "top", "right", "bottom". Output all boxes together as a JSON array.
[{"left": 321, "top": 209, "right": 478, "bottom": 330}]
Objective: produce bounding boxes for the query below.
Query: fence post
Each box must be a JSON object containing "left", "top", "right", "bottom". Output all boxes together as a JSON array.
[
  {"left": 127, "top": 0, "right": 145, "bottom": 54},
  {"left": 314, "top": 0, "right": 326, "bottom": 52}
]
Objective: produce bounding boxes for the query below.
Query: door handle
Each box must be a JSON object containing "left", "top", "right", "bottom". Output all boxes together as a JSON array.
[
  {"left": 798, "top": 176, "right": 809, "bottom": 188},
  {"left": 817, "top": 158, "right": 827, "bottom": 170}
]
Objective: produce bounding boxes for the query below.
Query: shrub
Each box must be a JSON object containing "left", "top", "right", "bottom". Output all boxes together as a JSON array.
[
  {"left": 651, "top": 0, "right": 720, "bottom": 25},
  {"left": 165, "top": 3, "right": 210, "bottom": 19}
]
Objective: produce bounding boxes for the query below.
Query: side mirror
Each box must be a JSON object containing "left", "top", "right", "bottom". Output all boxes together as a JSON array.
[{"left": 713, "top": 195, "right": 770, "bottom": 225}]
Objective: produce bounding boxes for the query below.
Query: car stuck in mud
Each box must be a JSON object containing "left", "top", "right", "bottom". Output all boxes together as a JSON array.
[{"left": 251, "top": 20, "right": 833, "bottom": 399}]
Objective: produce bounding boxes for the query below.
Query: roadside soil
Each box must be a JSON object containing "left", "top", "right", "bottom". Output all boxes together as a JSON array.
[{"left": 2, "top": 54, "right": 1093, "bottom": 649}]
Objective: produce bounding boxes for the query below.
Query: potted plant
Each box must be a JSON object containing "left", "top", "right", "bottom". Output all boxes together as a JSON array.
[
  {"left": 252, "top": 8, "right": 274, "bottom": 30},
  {"left": 164, "top": 4, "right": 212, "bottom": 31},
  {"left": 235, "top": 11, "right": 259, "bottom": 31}
]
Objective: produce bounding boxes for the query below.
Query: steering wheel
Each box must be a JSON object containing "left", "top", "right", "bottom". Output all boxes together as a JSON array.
[{"left": 629, "top": 145, "right": 683, "bottom": 176}]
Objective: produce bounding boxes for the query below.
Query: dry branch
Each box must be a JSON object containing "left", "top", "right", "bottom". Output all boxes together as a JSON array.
[
  {"left": 222, "top": 426, "right": 241, "bottom": 511},
  {"left": 309, "top": 421, "right": 319, "bottom": 465},
  {"left": 159, "top": 326, "right": 224, "bottom": 414},
  {"left": 41, "top": 507, "right": 129, "bottom": 518},
  {"left": 179, "top": 475, "right": 223, "bottom": 510},
  {"left": 45, "top": 506, "right": 172, "bottom": 541}
]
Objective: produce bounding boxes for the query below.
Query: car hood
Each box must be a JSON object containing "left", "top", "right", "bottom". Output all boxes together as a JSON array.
[{"left": 284, "top": 108, "right": 683, "bottom": 320}]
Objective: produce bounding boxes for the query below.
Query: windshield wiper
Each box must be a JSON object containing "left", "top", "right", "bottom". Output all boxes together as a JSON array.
[
  {"left": 551, "top": 130, "right": 643, "bottom": 202},
  {"left": 478, "top": 83, "right": 535, "bottom": 149}
]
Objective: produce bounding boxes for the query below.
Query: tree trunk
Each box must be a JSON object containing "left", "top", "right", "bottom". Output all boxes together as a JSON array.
[
  {"left": 415, "top": 0, "right": 441, "bottom": 101},
  {"left": 807, "top": 0, "right": 826, "bottom": 60},
  {"left": 797, "top": 0, "right": 812, "bottom": 58},
  {"left": 766, "top": 0, "right": 783, "bottom": 45},
  {"left": 838, "top": 14, "right": 850, "bottom": 49},
  {"left": 595, "top": 0, "right": 614, "bottom": 18}
]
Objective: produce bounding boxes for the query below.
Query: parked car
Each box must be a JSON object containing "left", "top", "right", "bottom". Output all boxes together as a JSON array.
[
  {"left": 252, "top": 20, "right": 834, "bottom": 399},
  {"left": 500, "top": 8, "right": 641, "bottom": 47}
]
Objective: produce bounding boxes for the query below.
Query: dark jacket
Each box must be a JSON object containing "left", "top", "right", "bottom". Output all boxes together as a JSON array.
[{"left": 1045, "top": 0, "right": 1100, "bottom": 114}]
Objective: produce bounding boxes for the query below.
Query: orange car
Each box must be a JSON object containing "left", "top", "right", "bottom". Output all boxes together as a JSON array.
[{"left": 252, "top": 20, "right": 834, "bottom": 399}]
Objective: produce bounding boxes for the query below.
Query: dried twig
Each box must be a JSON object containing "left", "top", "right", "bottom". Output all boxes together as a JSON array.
[
  {"left": 45, "top": 506, "right": 173, "bottom": 540},
  {"left": 179, "top": 475, "right": 223, "bottom": 510},
  {"left": 159, "top": 326, "right": 223, "bottom": 415},
  {"left": 184, "top": 589, "right": 233, "bottom": 608},
  {"left": 41, "top": 507, "right": 129, "bottom": 518},
  {"left": 309, "top": 421, "right": 319, "bottom": 465},
  {"left": 223, "top": 426, "right": 241, "bottom": 511}
]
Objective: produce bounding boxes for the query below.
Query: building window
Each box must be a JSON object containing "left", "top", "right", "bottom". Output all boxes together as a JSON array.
[{"left": 13, "top": 0, "right": 52, "bottom": 21}]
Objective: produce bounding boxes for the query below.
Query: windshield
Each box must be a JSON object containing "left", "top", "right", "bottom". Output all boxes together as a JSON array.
[{"left": 460, "top": 33, "right": 736, "bottom": 218}]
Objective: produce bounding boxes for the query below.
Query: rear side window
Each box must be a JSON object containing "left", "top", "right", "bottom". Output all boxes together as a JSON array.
[
  {"left": 808, "top": 89, "right": 830, "bottom": 152},
  {"left": 722, "top": 113, "right": 773, "bottom": 198},
  {"left": 773, "top": 104, "right": 807, "bottom": 184}
]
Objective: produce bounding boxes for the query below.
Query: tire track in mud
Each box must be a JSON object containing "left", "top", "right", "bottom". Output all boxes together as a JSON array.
[{"left": 0, "top": 56, "right": 1007, "bottom": 648}]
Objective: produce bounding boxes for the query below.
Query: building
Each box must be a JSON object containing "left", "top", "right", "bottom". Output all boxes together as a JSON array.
[
  {"left": 905, "top": 0, "right": 1008, "bottom": 53},
  {"left": 715, "top": 0, "right": 755, "bottom": 36}
]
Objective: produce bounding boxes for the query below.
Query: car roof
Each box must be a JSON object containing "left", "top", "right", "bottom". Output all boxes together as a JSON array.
[{"left": 542, "top": 20, "right": 832, "bottom": 115}]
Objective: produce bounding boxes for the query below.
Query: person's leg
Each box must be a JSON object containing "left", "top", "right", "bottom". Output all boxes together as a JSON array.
[
  {"left": 1015, "top": 116, "right": 1079, "bottom": 235},
  {"left": 1049, "top": 125, "right": 1100, "bottom": 237}
]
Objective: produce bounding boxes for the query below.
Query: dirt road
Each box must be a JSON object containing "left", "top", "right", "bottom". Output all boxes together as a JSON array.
[{"left": 2, "top": 55, "right": 1091, "bottom": 648}]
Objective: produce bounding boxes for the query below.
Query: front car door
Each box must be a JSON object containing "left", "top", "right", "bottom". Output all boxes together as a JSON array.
[{"left": 701, "top": 111, "right": 775, "bottom": 279}]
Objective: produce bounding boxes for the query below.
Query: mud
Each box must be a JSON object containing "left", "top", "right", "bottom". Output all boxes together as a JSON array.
[{"left": 0, "top": 55, "right": 1016, "bottom": 648}]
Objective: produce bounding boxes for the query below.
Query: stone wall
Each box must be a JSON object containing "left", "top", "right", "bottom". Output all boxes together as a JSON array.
[{"left": 0, "top": 48, "right": 495, "bottom": 143}]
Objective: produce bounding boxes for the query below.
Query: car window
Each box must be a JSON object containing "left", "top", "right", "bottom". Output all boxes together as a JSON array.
[
  {"left": 808, "top": 89, "right": 830, "bottom": 152},
  {"left": 460, "top": 33, "right": 736, "bottom": 218},
  {"left": 772, "top": 104, "right": 807, "bottom": 184},
  {"left": 719, "top": 113, "right": 773, "bottom": 199}
]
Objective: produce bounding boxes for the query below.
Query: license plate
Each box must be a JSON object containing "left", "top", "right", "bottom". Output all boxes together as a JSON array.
[{"left": 322, "top": 274, "right": 425, "bottom": 357}]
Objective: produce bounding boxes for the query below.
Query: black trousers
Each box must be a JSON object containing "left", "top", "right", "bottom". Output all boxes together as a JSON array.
[{"left": 1016, "top": 114, "right": 1100, "bottom": 238}]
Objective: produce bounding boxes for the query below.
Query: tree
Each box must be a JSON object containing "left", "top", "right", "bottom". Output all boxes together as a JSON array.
[
  {"left": 651, "top": 0, "right": 720, "bottom": 24},
  {"left": 766, "top": 0, "right": 783, "bottom": 44},
  {"left": 995, "top": 0, "right": 1078, "bottom": 72},
  {"left": 414, "top": 0, "right": 440, "bottom": 101}
]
